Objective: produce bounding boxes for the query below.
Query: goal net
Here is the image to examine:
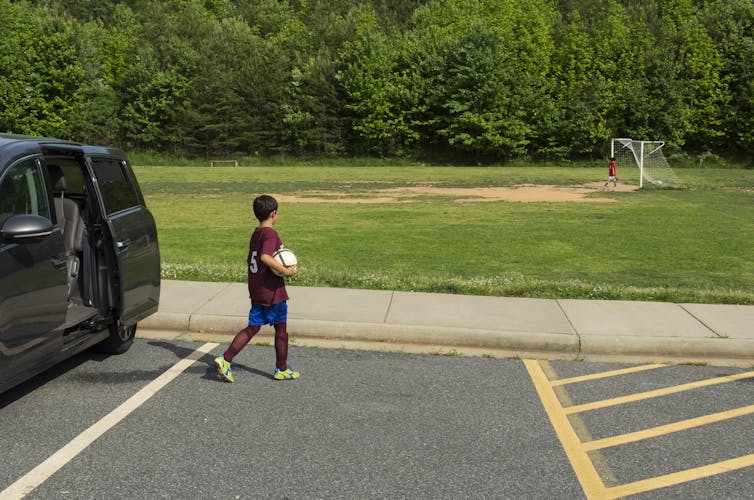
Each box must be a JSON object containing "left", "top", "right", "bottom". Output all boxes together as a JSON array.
[{"left": 611, "top": 138, "right": 682, "bottom": 188}]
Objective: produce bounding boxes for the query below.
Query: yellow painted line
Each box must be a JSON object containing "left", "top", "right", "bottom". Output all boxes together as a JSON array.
[
  {"left": 540, "top": 361, "right": 621, "bottom": 489},
  {"left": 551, "top": 364, "right": 666, "bottom": 386},
  {"left": 0, "top": 342, "right": 219, "bottom": 500},
  {"left": 565, "top": 370, "right": 754, "bottom": 415},
  {"left": 582, "top": 404, "right": 754, "bottom": 451},
  {"left": 524, "top": 359, "right": 609, "bottom": 499},
  {"left": 606, "top": 454, "right": 754, "bottom": 498},
  {"left": 529, "top": 361, "right": 754, "bottom": 498}
]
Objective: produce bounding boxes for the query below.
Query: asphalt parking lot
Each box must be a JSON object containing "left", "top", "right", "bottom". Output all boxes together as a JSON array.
[{"left": 1, "top": 339, "right": 752, "bottom": 499}]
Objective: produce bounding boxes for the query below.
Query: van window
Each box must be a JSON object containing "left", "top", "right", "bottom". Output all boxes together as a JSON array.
[
  {"left": 53, "top": 160, "right": 86, "bottom": 196},
  {"left": 0, "top": 158, "right": 50, "bottom": 228},
  {"left": 91, "top": 159, "right": 140, "bottom": 215}
]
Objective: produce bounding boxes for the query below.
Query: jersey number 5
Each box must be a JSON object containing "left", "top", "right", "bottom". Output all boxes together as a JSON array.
[{"left": 249, "top": 251, "right": 258, "bottom": 273}]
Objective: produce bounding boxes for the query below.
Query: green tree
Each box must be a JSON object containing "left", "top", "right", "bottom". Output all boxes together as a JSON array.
[
  {"left": 338, "top": 6, "right": 420, "bottom": 156},
  {"left": 283, "top": 49, "right": 348, "bottom": 155},
  {"left": 405, "top": 0, "right": 555, "bottom": 161},
  {"left": 66, "top": 21, "right": 121, "bottom": 144},
  {"left": 0, "top": 1, "right": 83, "bottom": 136},
  {"left": 6, "top": 0, "right": 750, "bottom": 158},
  {"left": 541, "top": 1, "right": 636, "bottom": 159},
  {"left": 429, "top": 26, "right": 524, "bottom": 158},
  {"left": 699, "top": 0, "right": 754, "bottom": 155},
  {"left": 607, "top": 0, "right": 723, "bottom": 150},
  {"left": 659, "top": 0, "right": 723, "bottom": 151},
  {"left": 65, "top": 4, "right": 144, "bottom": 145},
  {"left": 542, "top": 11, "right": 604, "bottom": 159},
  {"left": 179, "top": 15, "right": 256, "bottom": 155},
  {"left": 0, "top": 1, "right": 35, "bottom": 133}
]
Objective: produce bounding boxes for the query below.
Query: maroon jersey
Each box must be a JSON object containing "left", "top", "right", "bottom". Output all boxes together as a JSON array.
[
  {"left": 608, "top": 161, "right": 617, "bottom": 177},
  {"left": 247, "top": 226, "right": 288, "bottom": 306}
]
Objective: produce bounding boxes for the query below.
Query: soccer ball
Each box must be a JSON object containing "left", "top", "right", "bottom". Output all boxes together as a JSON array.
[{"left": 271, "top": 248, "right": 297, "bottom": 277}]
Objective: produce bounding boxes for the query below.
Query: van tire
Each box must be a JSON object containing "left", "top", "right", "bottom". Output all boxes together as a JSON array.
[{"left": 94, "top": 323, "right": 136, "bottom": 354}]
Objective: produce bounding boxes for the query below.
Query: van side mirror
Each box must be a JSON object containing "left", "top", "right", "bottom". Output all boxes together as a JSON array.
[{"left": 0, "top": 214, "right": 54, "bottom": 243}]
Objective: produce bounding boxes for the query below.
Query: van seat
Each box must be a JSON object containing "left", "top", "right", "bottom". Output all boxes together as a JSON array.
[{"left": 48, "top": 165, "right": 84, "bottom": 290}]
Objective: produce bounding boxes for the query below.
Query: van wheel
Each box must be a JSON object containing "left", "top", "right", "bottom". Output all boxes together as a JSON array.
[{"left": 94, "top": 323, "right": 136, "bottom": 354}]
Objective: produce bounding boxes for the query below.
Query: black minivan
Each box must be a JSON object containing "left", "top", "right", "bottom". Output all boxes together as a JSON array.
[{"left": 0, "top": 134, "right": 160, "bottom": 393}]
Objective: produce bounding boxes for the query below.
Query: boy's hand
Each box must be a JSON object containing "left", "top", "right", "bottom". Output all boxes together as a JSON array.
[{"left": 261, "top": 253, "right": 297, "bottom": 278}]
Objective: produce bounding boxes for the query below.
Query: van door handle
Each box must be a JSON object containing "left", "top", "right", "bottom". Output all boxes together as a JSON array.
[{"left": 116, "top": 239, "right": 131, "bottom": 253}]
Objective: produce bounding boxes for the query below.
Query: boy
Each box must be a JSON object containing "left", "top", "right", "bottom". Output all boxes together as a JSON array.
[
  {"left": 605, "top": 157, "right": 618, "bottom": 187},
  {"left": 214, "top": 195, "right": 299, "bottom": 382}
]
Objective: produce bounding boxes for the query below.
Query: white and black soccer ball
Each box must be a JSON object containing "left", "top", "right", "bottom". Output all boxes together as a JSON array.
[{"left": 271, "top": 248, "right": 297, "bottom": 277}]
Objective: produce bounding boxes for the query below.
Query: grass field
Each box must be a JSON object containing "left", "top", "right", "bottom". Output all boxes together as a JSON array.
[{"left": 135, "top": 164, "right": 754, "bottom": 304}]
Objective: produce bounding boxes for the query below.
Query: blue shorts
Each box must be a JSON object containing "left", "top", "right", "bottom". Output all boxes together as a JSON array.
[{"left": 248, "top": 302, "right": 288, "bottom": 326}]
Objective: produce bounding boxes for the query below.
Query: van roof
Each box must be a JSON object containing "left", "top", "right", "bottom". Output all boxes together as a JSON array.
[{"left": 0, "top": 134, "right": 127, "bottom": 166}]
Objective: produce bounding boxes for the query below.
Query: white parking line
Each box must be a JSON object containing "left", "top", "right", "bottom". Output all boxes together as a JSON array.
[{"left": 0, "top": 342, "right": 219, "bottom": 499}]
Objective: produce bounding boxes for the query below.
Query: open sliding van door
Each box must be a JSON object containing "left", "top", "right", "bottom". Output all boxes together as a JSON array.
[{"left": 86, "top": 155, "right": 160, "bottom": 327}]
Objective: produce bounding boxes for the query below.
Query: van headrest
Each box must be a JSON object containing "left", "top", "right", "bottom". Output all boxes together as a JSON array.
[{"left": 48, "top": 165, "right": 66, "bottom": 191}]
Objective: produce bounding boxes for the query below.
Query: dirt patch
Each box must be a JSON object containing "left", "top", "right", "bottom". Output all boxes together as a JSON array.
[{"left": 274, "top": 182, "right": 638, "bottom": 204}]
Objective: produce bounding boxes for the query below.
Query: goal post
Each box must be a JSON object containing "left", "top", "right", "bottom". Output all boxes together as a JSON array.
[
  {"left": 611, "top": 138, "right": 681, "bottom": 189},
  {"left": 210, "top": 160, "right": 239, "bottom": 167}
]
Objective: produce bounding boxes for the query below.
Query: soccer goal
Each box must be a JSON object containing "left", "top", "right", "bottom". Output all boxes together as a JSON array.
[{"left": 611, "top": 138, "right": 682, "bottom": 188}]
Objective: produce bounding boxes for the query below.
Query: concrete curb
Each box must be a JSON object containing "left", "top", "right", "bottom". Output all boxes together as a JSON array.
[
  {"left": 139, "top": 281, "right": 754, "bottom": 365},
  {"left": 288, "top": 320, "right": 581, "bottom": 354},
  {"left": 139, "top": 310, "right": 754, "bottom": 363},
  {"left": 141, "top": 312, "right": 580, "bottom": 353},
  {"left": 580, "top": 335, "right": 754, "bottom": 359}
]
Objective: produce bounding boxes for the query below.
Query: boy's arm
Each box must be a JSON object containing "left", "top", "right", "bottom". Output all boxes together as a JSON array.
[{"left": 260, "top": 253, "right": 297, "bottom": 277}]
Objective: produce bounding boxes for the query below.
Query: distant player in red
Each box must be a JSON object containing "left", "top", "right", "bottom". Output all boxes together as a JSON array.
[
  {"left": 605, "top": 157, "right": 618, "bottom": 187},
  {"left": 214, "top": 195, "right": 299, "bottom": 382}
]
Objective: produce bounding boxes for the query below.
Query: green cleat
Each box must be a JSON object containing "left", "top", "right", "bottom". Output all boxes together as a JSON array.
[
  {"left": 273, "top": 365, "right": 300, "bottom": 380},
  {"left": 214, "top": 356, "right": 234, "bottom": 383}
]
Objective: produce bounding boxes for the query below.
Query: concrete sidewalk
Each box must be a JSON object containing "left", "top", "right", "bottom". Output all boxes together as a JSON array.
[{"left": 140, "top": 280, "right": 754, "bottom": 366}]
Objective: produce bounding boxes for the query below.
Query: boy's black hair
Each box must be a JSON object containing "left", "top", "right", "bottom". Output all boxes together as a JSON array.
[{"left": 253, "top": 195, "right": 278, "bottom": 222}]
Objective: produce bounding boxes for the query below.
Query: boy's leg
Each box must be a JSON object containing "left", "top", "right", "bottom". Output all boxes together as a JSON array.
[
  {"left": 215, "top": 325, "right": 261, "bottom": 383},
  {"left": 273, "top": 322, "right": 300, "bottom": 379},
  {"left": 224, "top": 325, "right": 261, "bottom": 362},
  {"left": 274, "top": 323, "right": 288, "bottom": 371},
  {"left": 214, "top": 305, "right": 271, "bottom": 382}
]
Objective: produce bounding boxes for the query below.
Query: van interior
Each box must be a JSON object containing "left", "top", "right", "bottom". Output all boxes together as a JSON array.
[{"left": 44, "top": 157, "right": 106, "bottom": 329}]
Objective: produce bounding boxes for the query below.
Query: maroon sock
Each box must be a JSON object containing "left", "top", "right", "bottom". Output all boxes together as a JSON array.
[
  {"left": 224, "top": 325, "right": 260, "bottom": 362},
  {"left": 274, "top": 323, "right": 289, "bottom": 371}
]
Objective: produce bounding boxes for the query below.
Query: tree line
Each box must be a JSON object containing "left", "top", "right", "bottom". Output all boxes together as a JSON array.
[{"left": 1, "top": 0, "right": 752, "bottom": 161}]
